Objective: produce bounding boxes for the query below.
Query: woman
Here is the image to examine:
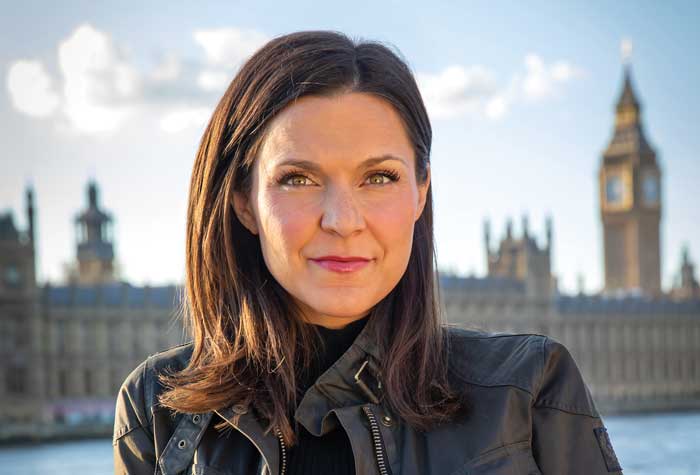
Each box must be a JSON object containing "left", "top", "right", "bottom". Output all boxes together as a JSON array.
[{"left": 113, "top": 30, "right": 622, "bottom": 474}]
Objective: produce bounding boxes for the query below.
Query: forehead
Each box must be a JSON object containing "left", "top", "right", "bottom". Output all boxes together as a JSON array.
[{"left": 257, "top": 92, "right": 414, "bottom": 168}]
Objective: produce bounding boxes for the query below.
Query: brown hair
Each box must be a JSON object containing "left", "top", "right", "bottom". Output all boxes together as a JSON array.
[{"left": 158, "top": 30, "right": 469, "bottom": 445}]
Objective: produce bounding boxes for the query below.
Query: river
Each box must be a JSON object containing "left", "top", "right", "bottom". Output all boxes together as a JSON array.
[{"left": 1, "top": 411, "right": 698, "bottom": 474}]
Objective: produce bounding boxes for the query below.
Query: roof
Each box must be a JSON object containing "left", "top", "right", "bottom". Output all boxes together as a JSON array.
[
  {"left": 616, "top": 66, "right": 640, "bottom": 111},
  {"left": 555, "top": 294, "right": 700, "bottom": 316},
  {"left": 43, "top": 283, "right": 180, "bottom": 308},
  {"left": 0, "top": 212, "right": 19, "bottom": 241},
  {"left": 439, "top": 274, "right": 525, "bottom": 293}
]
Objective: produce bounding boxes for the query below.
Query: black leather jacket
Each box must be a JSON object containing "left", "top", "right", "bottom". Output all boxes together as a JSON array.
[{"left": 113, "top": 325, "right": 623, "bottom": 474}]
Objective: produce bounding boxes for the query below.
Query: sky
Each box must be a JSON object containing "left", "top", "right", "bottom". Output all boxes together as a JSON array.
[{"left": 1, "top": 0, "right": 698, "bottom": 295}]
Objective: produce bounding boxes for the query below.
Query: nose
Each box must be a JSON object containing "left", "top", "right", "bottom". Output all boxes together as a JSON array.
[{"left": 320, "top": 185, "right": 366, "bottom": 237}]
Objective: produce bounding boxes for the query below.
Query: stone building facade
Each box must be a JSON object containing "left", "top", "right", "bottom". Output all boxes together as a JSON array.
[{"left": 0, "top": 183, "right": 184, "bottom": 439}]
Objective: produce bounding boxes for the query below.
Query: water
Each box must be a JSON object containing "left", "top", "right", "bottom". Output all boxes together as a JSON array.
[
  {"left": 604, "top": 412, "right": 700, "bottom": 475},
  {"left": 0, "top": 412, "right": 698, "bottom": 474}
]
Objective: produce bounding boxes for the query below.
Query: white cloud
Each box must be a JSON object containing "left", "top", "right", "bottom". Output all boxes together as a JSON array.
[
  {"left": 484, "top": 94, "right": 508, "bottom": 120},
  {"left": 5, "top": 23, "right": 269, "bottom": 136},
  {"left": 193, "top": 28, "right": 268, "bottom": 69},
  {"left": 418, "top": 54, "right": 583, "bottom": 121},
  {"left": 192, "top": 28, "right": 269, "bottom": 94},
  {"left": 521, "top": 53, "right": 582, "bottom": 101},
  {"left": 159, "top": 107, "right": 211, "bottom": 134},
  {"left": 57, "top": 24, "right": 141, "bottom": 134},
  {"left": 6, "top": 60, "right": 61, "bottom": 117},
  {"left": 149, "top": 52, "right": 182, "bottom": 82},
  {"left": 197, "top": 70, "right": 232, "bottom": 92},
  {"left": 416, "top": 65, "right": 498, "bottom": 119}
]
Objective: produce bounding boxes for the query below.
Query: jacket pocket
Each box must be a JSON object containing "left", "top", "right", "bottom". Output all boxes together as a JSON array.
[{"left": 463, "top": 440, "right": 542, "bottom": 475}]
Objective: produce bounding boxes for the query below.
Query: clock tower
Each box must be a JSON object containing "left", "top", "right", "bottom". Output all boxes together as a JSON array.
[{"left": 599, "top": 64, "right": 662, "bottom": 296}]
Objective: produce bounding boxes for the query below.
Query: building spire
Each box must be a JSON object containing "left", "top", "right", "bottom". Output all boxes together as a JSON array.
[{"left": 617, "top": 64, "right": 640, "bottom": 112}]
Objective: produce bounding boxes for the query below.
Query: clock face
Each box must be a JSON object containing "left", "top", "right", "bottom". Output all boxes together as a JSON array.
[
  {"left": 605, "top": 175, "right": 623, "bottom": 204},
  {"left": 643, "top": 174, "right": 659, "bottom": 204}
]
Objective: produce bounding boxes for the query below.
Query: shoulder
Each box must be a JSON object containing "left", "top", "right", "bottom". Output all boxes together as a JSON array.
[
  {"left": 445, "top": 326, "right": 546, "bottom": 396},
  {"left": 445, "top": 326, "right": 595, "bottom": 414},
  {"left": 120, "top": 341, "right": 194, "bottom": 402},
  {"left": 113, "top": 342, "right": 194, "bottom": 442}
]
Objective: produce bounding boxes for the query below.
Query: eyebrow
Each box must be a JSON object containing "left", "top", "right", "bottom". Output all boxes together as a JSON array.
[{"left": 275, "top": 154, "right": 408, "bottom": 172}]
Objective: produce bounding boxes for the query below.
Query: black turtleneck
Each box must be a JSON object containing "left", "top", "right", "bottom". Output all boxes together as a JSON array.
[{"left": 286, "top": 315, "right": 369, "bottom": 475}]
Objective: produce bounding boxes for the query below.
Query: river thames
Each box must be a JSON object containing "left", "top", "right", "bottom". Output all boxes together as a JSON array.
[{"left": 1, "top": 411, "right": 698, "bottom": 474}]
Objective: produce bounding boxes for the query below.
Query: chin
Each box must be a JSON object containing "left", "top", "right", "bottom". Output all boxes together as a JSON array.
[{"left": 309, "top": 303, "right": 371, "bottom": 319}]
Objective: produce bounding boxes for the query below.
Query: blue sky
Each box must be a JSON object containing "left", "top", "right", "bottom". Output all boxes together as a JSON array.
[{"left": 1, "top": 0, "right": 698, "bottom": 294}]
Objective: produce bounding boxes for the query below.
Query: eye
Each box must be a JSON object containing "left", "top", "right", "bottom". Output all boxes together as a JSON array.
[
  {"left": 276, "top": 170, "right": 318, "bottom": 187},
  {"left": 366, "top": 169, "right": 401, "bottom": 185},
  {"left": 277, "top": 171, "right": 316, "bottom": 187}
]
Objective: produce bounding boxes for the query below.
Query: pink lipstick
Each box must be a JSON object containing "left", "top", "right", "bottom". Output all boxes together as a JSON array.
[{"left": 310, "top": 256, "right": 372, "bottom": 273}]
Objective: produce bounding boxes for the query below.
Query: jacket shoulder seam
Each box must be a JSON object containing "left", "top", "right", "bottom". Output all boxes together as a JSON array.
[
  {"left": 112, "top": 422, "right": 150, "bottom": 445},
  {"left": 534, "top": 400, "right": 601, "bottom": 418},
  {"left": 456, "top": 377, "right": 535, "bottom": 398},
  {"left": 449, "top": 329, "right": 550, "bottom": 341}
]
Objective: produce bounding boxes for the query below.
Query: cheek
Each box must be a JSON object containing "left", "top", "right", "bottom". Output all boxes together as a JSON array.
[
  {"left": 257, "top": 192, "right": 316, "bottom": 256},
  {"left": 366, "top": 189, "right": 417, "bottom": 254}
]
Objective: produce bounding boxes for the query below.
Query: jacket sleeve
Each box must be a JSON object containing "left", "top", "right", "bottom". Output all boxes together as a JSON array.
[
  {"left": 531, "top": 336, "right": 623, "bottom": 475},
  {"left": 113, "top": 358, "right": 158, "bottom": 475}
]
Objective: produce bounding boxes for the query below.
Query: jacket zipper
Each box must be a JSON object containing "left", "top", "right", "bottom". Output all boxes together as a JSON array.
[
  {"left": 362, "top": 405, "right": 392, "bottom": 475},
  {"left": 275, "top": 408, "right": 390, "bottom": 475},
  {"left": 274, "top": 426, "right": 287, "bottom": 475}
]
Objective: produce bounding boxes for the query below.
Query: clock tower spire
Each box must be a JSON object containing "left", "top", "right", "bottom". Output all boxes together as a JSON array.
[{"left": 598, "top": 50, "right": 662, "bottom": 296}]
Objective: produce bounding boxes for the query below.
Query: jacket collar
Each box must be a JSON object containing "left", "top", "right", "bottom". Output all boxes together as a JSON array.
[
  {"left": 214, "top": 317, "right": 386, "bottom": 473},
  {"left": 293, "top": 317, "right": 384, "bottom": 436}
]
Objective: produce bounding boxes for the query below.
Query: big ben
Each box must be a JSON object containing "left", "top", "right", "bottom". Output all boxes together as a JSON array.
[{"left": 599, "top": 63, "right": 662, "bottom": 296}]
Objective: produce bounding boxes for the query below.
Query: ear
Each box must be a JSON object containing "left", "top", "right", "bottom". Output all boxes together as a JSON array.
[
  {"left": 232, "top": 190, "right": 259, "bottom": 235},
  {"left": 415, "top": 163, "right": 430, "bottom": 221}
]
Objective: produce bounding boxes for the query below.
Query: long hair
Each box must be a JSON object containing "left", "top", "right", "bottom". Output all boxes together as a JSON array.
[{"left": 158, "top": 30, "right": 469, "bottom": 445}]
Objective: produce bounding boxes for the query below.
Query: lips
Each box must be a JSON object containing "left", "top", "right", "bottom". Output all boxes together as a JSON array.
[
  {"left": 309, "top": 256, "right": 372, "bottom": 273},
  {"left": 313, "top": 256, "right": 371, "bottom": 262}
]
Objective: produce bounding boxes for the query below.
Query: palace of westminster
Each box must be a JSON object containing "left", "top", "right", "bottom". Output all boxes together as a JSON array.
[{"left": 1, "top": 64, "right": 699, "bottom": 437}]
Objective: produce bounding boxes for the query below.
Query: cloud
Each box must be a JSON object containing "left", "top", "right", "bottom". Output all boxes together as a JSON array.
[
  {"left": 6, "top": 60, "right": 61, "bottom": 117},
  {"left": 521, "top": 53, "right": 582, "bottom": 101},
  {"left": 159, "top": 107, "right": 212, "bottom": 134},
  {"left": 193, "top": 28, "right": 268, "bottom": 69},
  {"left": 193, "top": 28, "right": 269, "bottom": 93},
  {"left": 7, "top": 25, "right": 580, "bottom": 132},
  {"left": 5, "top": 23, "right": 269, "bottom": 136},
  {"left": 416, "top": 65, "right": 498, "bottom": 120},
  {"left": 57, "top": 24, "right": 141, "bottom": 134},
  {"left": 417, "top": 54, "right": 583, "bottom": 121}
]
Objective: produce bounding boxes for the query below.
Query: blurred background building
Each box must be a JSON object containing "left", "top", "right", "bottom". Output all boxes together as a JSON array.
[
  {"left": 0, "top": 63, "right": 698, "bottom": 441},
  {"left": 0, "top": 182, "right": 184, "bottom": 440}
]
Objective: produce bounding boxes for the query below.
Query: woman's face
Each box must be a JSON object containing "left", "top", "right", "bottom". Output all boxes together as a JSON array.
[{"left": 233, "top": 92, "right": 430, "bottom": 329}]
